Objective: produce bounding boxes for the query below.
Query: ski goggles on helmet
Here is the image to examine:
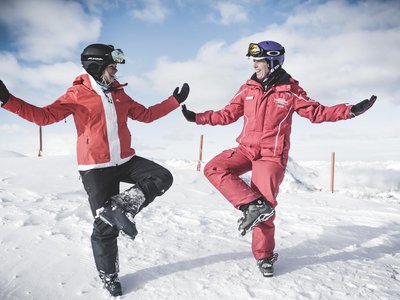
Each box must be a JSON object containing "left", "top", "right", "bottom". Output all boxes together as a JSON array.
[
  {"left": 111, "top": 49, "right": 125, "bottom": 64},
  {"left": 246, "top": 43, "right": 285, "bottom": 58}
]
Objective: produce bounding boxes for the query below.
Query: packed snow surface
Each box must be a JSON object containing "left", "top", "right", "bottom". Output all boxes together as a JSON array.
[{"left": 0, "top": 154, "right": 399, "bottom": 299}]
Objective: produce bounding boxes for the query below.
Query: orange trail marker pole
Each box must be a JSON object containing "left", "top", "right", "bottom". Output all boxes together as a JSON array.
[
  {"left": 330, "top": 152, "right": 335, "bottom": 193},
  {"left": 38, "top": 126, "right": 43, "bottom": 157},
  {"left": 197, "top": 134, "right": 204, "bottom": 172}
]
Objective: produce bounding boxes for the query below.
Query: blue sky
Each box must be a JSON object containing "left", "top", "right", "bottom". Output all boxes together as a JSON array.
[{"left": 0, "top": 0, "right": 399, "bottom": 162}]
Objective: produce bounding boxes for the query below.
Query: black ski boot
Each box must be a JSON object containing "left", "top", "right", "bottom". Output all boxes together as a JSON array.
[
  {"left": 257, "top": 253, "right": 279, "bottom": 277},
  {"left": 99, "top": 203, "right": 138, "bottom": 239},
  {"left": 110, "top": 185, "right": 146, "bottom": 217},
  {"left": 238, "top": 198, "right": 274, "bottom": 236},
  {"left": 99, "top": 271, "right": 122, "bottom": 297}
]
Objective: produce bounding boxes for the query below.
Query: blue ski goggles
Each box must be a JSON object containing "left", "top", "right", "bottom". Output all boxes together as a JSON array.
[{"left": 111, "top": 49, "right": 125, "bottom": 64}]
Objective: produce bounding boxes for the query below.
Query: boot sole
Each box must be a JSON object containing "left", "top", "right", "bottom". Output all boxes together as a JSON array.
[
  {"left": 99, "top": 212, "right": 138, "bottom": 239},
  {"left": 239, "top": 210, "right": 275, "bottom": 236},
  {"left": 99, "top": 214, "right": 114, "bottom": 227},
  {"left": 259, "top": 253, "right": 279, "bottom": 277}
]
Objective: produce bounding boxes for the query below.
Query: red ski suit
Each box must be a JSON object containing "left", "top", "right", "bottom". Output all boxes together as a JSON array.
[{"left": 196, "top": 73, "right": 353, "bottom": 260}]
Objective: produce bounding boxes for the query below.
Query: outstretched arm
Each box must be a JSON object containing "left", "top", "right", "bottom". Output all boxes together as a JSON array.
[
  {"left": 127, "top": 83, "right": 190, "bottom": 123},
  {"left": 0, "top": 80, "right": 74, "bottom": 125},
  {"left": 294, "top": 89, "right": 377, "bottom": 123},
  {"left": 181, "top": 102, "right": 243, "bottom": 126},
  {"left": 181, "top": 85, "right": 246, "bottom": 126}
]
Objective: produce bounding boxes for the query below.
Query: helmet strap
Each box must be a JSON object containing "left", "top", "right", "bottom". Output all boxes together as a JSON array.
[{"left": 267, "top": 60, "right": 281, "bottom": 76}]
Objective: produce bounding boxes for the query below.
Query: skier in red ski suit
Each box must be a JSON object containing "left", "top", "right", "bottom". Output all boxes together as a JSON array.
[
  {"left": 181, "top": 40, "right": 376, "bottom": 277},
  {"left": 0, "top": 44, "right": 190, "bottom": 296}
]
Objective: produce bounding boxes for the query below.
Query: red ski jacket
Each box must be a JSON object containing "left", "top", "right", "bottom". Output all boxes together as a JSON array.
[
  {"left": 195, "top": 75, "right": 353, "bottom": 164},
  {"left": 3, "top": 71, "right": 180, "bottom": 170}
]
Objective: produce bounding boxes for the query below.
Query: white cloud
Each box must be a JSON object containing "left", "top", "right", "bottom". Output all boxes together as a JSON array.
[
  {"left": 209, "top": 2, "right": 248, "bottom": 25},
  {"left": 0, "top": 52, "right": 82, "bottom": 103},
  {"left": 130, "top": 0, "right": 169, "bottom": 23},
  {"left": 0, "top": 123, "right": 32, "bottom": 134},
  {"left": 147, "top": 0, "right": 399, "bottom": 108},
  {"left": 277, "top": 0, "right": 400, "bottom": 104},
  {"left": 142, "top": 40, "right": 250, "bottom": 110},
  {"left": 0, "top": 0, "right": 101, "bottom": 63}
]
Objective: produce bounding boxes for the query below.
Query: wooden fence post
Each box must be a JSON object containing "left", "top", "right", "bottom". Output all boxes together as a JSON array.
[
  {"left": 38, "top": 126, "right": 43, "bottom": 157},
  {"left": 196, "top": 134, "right": 204, "bottom": 172},
  {"left": 330, "top": 152, "right": 335, "bottom": 193}
]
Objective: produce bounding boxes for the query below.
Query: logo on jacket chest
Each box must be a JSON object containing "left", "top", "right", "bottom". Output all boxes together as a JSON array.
[{"left": 274, "top": 97, "right": 289, "bottom": 108}]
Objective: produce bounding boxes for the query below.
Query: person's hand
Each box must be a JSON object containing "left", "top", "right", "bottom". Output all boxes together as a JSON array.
[
  {"left": 350, "top": 95, "right": 377, "bottom": 117},
  {"left": 0, "top": 80, "right": 10, "bottom": 105},
  {"left": 181, "top": 104, "right": 196, "bottom": 122},
  {"left": 173, "top": 83, "right": 190, "bottom": 104}
]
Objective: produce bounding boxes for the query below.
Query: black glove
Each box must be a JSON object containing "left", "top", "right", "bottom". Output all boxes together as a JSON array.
[
  {"left": 181, "top": 104, "right": 196, "bottom": 122},
  {"left": 350, "top": 95, "right": 377, "bottom": 117},
  {"left": 0, "top": 80, "right": 10, "bottom": 105},
  {"left": 173, "top": 83, "right": 190, "bottom": 104}
]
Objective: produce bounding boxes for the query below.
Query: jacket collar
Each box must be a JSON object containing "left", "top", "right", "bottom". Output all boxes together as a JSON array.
[
  {"left": 73, "top": 69, "right": 127, "bottom": 92},
  {"left": 250, "top": 68, "right": 291, "bottom": 89}
]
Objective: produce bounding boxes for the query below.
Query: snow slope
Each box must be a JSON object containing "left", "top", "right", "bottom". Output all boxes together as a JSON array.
[{"left": 0, "top": 154, "right": 399, "bottom": 299}]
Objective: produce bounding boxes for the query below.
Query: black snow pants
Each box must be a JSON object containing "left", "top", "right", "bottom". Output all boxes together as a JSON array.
[{"left": 79, "top": 155, "right": 173, "bottom": 274}]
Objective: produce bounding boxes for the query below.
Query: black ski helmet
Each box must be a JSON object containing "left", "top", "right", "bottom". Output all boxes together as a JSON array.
[{"left": 81, "top": 43, "right": 125, "bottom": 81}]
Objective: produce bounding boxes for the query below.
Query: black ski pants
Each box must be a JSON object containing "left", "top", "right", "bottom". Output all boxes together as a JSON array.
[{"left": 79, "top": 155, "right": 173, "bottom": 274}]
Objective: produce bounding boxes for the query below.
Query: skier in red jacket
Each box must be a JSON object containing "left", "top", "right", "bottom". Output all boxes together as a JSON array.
[
  {"left": 0, "top": 43, "right": 189, "bottom": 296},
  {"left": 181, "top": 40, "right": 376, "bottom": 277}
]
